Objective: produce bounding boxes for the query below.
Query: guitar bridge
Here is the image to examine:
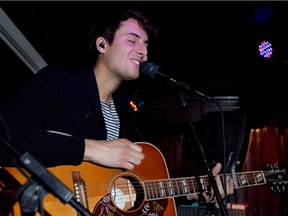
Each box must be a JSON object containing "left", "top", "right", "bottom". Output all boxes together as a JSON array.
[{"left": 72, "top": 171, "right": 89, "bottom": 214}]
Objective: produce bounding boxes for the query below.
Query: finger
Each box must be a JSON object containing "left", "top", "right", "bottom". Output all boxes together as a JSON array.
[
  {"left": 123, "top": 161, "right": 135, "bottom": 170},
  {"left": 186, "top": 194, "right": 198, "bottom": 200},
  {"left": 131, "top": 143, "right": 143, "bottom": 152},
  {"left": 128, "top": 154, "right": 143, "bottom": 166},
  {"left": 212, "top": 163, "right": 222, "bottom": 176},
  {"left": 202, "top": 192, "right": 215, "bottom": 203},
  {"left": 214, "top": 175, "right": 228, "bottom": 199},
  {"left": 227, "top": 177, "right": 235, "bottom": 195},
  {"left": 130, "top": 149, "right": 145, "bottom": 162},
  {"left": 217, "top": 176, "right": 235, "bottom": 197}
]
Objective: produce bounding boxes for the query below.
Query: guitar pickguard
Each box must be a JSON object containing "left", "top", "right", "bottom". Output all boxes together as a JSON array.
[{"left": 92, "top": 172, "right": 168, "bottom": 216}]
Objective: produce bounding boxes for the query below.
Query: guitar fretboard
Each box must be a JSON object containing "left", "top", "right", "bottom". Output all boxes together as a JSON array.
[{"left": 143, "top": 171, "right": 266, "bottom": 200}]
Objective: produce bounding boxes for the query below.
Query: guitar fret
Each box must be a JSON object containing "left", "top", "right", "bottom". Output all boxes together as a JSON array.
[
  {"left": 236, "top": 173, "right": 241, "bottom": 187},
  {"left": 180, "top": 178, "right": 189, "bottom": 195},
  {"left": 175, "top": 178, "right": 182, "bottom": 195},
  {"left": 166, "top": 180, "right": 175, "bottom": 196},
  {"left": 239, "top": 172, "right": 248, "bottom": 186},
  {"left": 178, "top": 178, "right": 186, "bottom": 195},
  {"left": 146, "top": 180, "right": 163, "bottom": 199},
  {"left": 187, "top": 177, "right": 196, "bottom": 194},
  {"left": 199, "top": 176, "right": 207, "bottom": 192},
  {"left": 255, "top": 172, "right": 265, "bottom": 184},
  {"left": 145, "top": 179, "right": 175, "bottom": 200},
  {"left": 235, "top": 171, "right": 266, "bottom": 188},
  {"left": 248, "top": 172, "right": 254, "bottom": 185},
  {"left": 152, "top": 180, "right": 158, "bottom": 198},
  {"left": 192, "top": 177, "right": 201, "bottom": 193},
  {"left": 144, "top": 181, "right": 153, "bottom": 200},
  {"left": 168, "top": 179, "right": 176, "bottom": 196},
  {"left": 157, "top": 180, "right": 166, "bottom": 198}
]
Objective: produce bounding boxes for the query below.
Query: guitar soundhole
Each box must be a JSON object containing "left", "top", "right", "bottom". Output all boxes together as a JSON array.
[{"left": 110, "top": 175, "right": 144, "bottom": 212}]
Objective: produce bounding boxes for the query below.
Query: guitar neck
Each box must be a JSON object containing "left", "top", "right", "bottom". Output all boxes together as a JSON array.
[{"left": 143, "top": 170, "right": 266, "bottom": 200}]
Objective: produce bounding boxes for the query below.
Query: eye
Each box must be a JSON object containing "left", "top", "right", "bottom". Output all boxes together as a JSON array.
[{"left": 128, "top": 40, "right": 136, "bottom": 44}]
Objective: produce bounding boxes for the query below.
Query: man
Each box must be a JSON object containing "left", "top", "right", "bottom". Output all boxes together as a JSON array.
[{"left": 0, "top": 8, "right": 233, "bottom": 210}]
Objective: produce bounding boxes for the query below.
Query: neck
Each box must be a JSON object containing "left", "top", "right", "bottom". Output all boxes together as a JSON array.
[{"left": 93, "top": 64, "right": 121, "bottom": 104}]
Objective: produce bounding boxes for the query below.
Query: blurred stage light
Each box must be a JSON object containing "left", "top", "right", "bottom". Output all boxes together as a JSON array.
[
  {"left": 258, "top": 40, "right": 273, "bottom": 58},
  {"left": 130, "top": 91, "right": 144, "bottom": 112}
]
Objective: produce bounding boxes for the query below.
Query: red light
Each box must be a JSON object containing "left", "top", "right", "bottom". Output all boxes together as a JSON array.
[{"left": 129, "top": 101, "right": 138, "bottom": 112}]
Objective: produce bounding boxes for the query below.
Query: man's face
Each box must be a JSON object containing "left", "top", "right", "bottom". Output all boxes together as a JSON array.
[{"left": 104, "top": 18, "right": 149, "bottom": 81}]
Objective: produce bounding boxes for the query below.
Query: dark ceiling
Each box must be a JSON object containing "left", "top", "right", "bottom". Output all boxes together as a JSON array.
[{"left": 1, "top": 1, "right": 288, "bottom": 126}]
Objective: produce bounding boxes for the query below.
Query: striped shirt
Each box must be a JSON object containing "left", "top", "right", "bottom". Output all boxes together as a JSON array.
[{"left": 100, "top": 97, "right": 120, "bottom": 140}]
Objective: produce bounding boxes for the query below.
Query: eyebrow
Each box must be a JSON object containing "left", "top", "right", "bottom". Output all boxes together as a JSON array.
[{"left": 127, "top": 32, "right": 149, "bottom": 46}]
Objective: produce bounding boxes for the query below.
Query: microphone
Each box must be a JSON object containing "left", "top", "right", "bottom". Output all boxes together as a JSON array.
[
  {"left": 139, "top": 61, "right": 190, "bottom": 91},
  {"left": 139, "top": 61, "right": 216, "bottom": 102}
]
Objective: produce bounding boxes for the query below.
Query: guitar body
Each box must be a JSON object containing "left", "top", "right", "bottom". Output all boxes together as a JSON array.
[
  {"left": 1, "top": 142, "right": 177, "bottom": 216},
  {"left": 2, "top": 142, "right": 286, "bottom": 216}
]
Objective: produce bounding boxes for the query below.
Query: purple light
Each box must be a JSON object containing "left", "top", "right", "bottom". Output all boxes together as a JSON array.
[{"left": 258, "top": 41, "right": 273, "bottom": 58}]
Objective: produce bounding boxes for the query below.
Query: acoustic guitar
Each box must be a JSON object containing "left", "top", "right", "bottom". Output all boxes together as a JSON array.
[{"left": 0, "top": 142, "right": 287, "bottom": 216}]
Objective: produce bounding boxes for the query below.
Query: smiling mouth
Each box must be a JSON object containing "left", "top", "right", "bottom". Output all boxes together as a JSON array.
[{"left": 131, "top": 59, "right": 140, "bottom": 66}]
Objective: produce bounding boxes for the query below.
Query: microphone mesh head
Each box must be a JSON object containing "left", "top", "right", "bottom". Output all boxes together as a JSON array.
[{"left": 139, "top": 61, "right": 159, "bottom": 78}]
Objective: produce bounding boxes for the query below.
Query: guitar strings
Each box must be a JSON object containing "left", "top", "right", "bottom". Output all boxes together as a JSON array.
[{"left": 78, "top": 170, "right": 287, "bottom": 198}]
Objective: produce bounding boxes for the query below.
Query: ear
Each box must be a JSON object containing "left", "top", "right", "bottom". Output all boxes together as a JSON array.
[{"left": 96, "top": 37, "right": 106, "bottom": 53}]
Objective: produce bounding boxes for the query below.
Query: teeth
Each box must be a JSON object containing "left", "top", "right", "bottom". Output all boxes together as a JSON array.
[{"left": 132, "top": 59, "right": 140, "bottom": 65}]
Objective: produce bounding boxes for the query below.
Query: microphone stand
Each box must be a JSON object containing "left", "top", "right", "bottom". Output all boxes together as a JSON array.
[
  {"left": 177, "top": 88, "right": 229, "bottom": 216},
  {"left": 0, "top": 119, "right": 93, "bottom": 216}
]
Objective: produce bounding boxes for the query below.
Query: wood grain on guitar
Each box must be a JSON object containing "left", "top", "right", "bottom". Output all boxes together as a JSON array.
[{"left": 1, "top": 142, "right": 287, "bottom": 216}]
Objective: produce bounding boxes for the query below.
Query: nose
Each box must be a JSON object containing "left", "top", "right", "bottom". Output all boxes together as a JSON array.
[{"left": 137, "top": 43, "right": 148, "bottom": 60}]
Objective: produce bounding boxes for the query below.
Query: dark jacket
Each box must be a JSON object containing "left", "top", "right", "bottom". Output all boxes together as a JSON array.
[{"left": 0, "top": 64, "right": 138, "bottom": 167}]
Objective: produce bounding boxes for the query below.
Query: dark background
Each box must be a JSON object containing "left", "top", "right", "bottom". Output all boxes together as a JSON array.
[
  {"left": 1, "top": 1, "right": 288, "bottom": 160},
  {"left": 1, "top": 1, "right": 288, "bottom": 127}
]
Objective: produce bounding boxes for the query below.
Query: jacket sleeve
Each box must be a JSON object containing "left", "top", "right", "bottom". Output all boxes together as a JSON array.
[{"left": 0, "top": 66, "right": 85, "bottom": 167}]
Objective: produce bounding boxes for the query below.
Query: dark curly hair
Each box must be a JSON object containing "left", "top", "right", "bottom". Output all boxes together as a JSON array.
[{"left": 88, "top": 8, "right": 158, "bottom": 62}]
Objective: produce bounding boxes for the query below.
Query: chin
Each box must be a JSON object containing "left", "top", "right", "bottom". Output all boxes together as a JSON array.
[{"left": 128, "top": 72, "right": 139, "bottom": 80}]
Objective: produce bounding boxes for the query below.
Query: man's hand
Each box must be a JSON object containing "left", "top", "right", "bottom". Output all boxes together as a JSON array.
[
  {"left": 187, "top": 163, "right": 234, "bottom": 203},
  {"left": 84, "top": 138, "right": 145, "bottom": 170}
]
